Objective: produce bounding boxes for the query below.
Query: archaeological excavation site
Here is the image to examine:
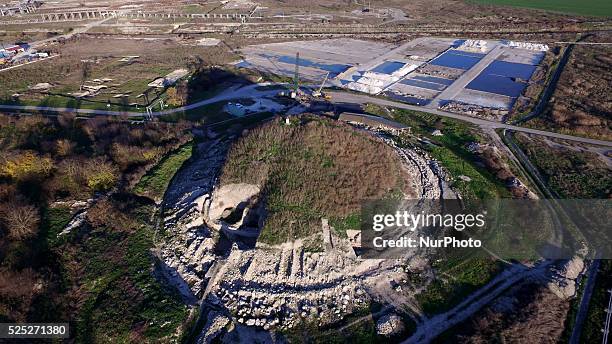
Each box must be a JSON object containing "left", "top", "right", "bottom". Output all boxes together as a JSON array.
[
  {"left": 159, "top": 115, "right": 452, "bottom": 341},
  {"left": 0, "top": 0, "right": 609, "bottom": 343}
]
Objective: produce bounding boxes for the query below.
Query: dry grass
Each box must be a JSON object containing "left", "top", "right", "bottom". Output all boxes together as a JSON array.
[
  {"left": 515, "top": 133, "right": 611, "bottom": 198},
  {"left": 448, "top": 283, "right": 569, "bottom": 343},
  {"left": 0, "top": 37, "right": 234, "bottom": 107},
  {"left": 530, "top": 33, "right": 612, "bottom": 140},
  {"left": 219, "top": 115, "right": 409, "bottom": 244}
]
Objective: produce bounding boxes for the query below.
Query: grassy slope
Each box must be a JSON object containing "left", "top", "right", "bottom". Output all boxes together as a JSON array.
[
  {"left": 469, "top": 0, "right": 612, "bottom": 17},
  {"left": 59, "top": 198, "right": 188, "bottom": 343},
  {"left": 363, "top": 105, "right": 510, "bottom": 317},
  {"left": 134, "top": 141, "right": 194, "bottom": 202},
  {"left": 368, "top": 106, "right": 510, "bottom": 201},
  {"left": 416, "top": 257, "right": 504, "bottom": 316},
  {"left": 220, "top": 116, "right": 406, "bottom": 245}
]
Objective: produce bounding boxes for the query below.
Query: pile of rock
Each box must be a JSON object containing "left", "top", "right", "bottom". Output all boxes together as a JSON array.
[
  {"left": 546, "top": 257, "right": 585, "bottom": 299},
  {"left": 208, "top": 270, "right": 370, "bottom": 330},
  {"left": 376, "top": 314, "right": 405, "bottom": 337},
  {"left": 506, "top": 41, "right": 549, "bottom": 52}
]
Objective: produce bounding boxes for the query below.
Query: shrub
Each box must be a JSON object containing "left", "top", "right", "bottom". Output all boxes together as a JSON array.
[
  {"left": 0, "top": 203, "right": 40, "bottom": 240},
  {"left": 54, "top": 139, "right": 76, "bottom": 157},
  {"left": 0, "top": 151, "right": 53, "bottom": 182},
  {"left": 111, "top": 143, "right": 161, "bottom": 171},
  {"left": 84, "top": 159, "right": 118, "bottom": 192}
]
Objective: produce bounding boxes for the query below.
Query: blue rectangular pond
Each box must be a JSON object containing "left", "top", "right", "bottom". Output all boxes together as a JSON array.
[
  {"left": 371, "top": 61, "right": 406, "bottom": 74},
  {"left": 485, "top": 60, "right": 537, "bottom": 80},
  {"left": 467, "top": 74, "right": 527, "bottom": 98},
  {"left": 466, "top": 59, "right": 538, "bottom": 97},
  {"left": 401, "top": 79, "right": 447, "bottom": 91},
  {"left": 412, "top": 75, "right": 454, "bottom": 86},
  {"left": 430, "top": 50, "right": 486, "bottom": 70},
  {"left": 275, "top": 55, "right": 350, "bottom": 76}
]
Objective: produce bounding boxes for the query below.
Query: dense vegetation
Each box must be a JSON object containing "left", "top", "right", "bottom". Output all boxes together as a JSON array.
[
  {"left": 0, "top": 113, "right": 192, "bottom": 341},
  {"left": 515, "top": 133, "right": 611, "bottom": 198},
  {"left": 528, "top": 35, "right": 612, "bottom": 141},
  {"left": 364, "top": 105, "right": 510, "bottom": 201},
  {"left": 219, "top": 116, "right": 407, "bottom": 245},
  {"left": 416, "top": 257, "right": 503, "bottom": 315},
  {"left": 63, "top": 195, "right": 189, "bottom": 342}
]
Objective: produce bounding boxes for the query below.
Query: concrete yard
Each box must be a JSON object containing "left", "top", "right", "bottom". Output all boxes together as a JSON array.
[
  {"left": 238, "top": 38, "right": 397, "bottom": 81},
  {"left": 236, "top": 37, "right": 549, "bottom": 113}
]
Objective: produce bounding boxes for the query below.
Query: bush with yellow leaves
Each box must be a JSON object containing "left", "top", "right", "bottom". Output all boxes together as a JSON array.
[{"left": 0, "top": 151, "right": 53, "bottom": 182}]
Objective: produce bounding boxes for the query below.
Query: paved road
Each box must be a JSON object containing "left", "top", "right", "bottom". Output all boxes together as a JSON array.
[
  {"left": 570, "top": 259, "right": 601, "bottom": 344},
  {"left": 1, "top": 85, "right": 610, "bottom": 147},
  {"left": 328, "top": 91, "right": 612, "bottom": 147},
  {"left": 0, "top": 83, "right": 282, "bottom": 117}
]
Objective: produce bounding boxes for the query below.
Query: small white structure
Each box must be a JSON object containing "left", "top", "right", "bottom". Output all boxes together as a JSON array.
[
  {"left": 347, "top": 63, "right": 419, "bottom": 95},
  {"left": 148, "top": 69, "right": 189, "bottom": 88},
  {"left": 29, "top": 82, "right": 52, "bottom": 91},
  {"left": 505, "top": 41, "right": 549, "bottom": 52},
  {"left": 459, "top": 39, "right": 488, "bottom": 53},
  {"left": 197, "top": 38, "right": 221, "bottom": 46}
]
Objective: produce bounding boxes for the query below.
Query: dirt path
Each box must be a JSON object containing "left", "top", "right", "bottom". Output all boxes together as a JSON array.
[{"left": 402, "top": 261, "right": 553, "bottom": 344}]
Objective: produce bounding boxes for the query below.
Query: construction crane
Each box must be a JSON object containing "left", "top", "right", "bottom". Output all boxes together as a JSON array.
[
  {"left": 312, "top": 71, "right": 331, "bottom": 99},
  {"left": 292, "top": 52, "right": 300, "bottom": 98}
]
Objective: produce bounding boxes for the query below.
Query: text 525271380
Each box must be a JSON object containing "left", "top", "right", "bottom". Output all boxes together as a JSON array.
[{"left": 0, "top": 323, "right": 69, "bottom": 338}]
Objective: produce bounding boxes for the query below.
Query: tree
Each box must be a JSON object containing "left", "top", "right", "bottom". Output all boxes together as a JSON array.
[
  {"left": 55, "top": 139, "right": 75, "bottom": 157},
  {"left": 0, "top": 151, "right": 53, "bottom": 182},
  {"left": 166, "top": 83, "right": 188, "bottom": 107},
  {"left": 84, "top": 158, "right": 118, "bottom": 192},
  {"left": 2, "top": 203, "right": 40, "bottom": 240},
  {"left": 85, "top": 198, "right": 113, "bottom": 228},
  {"left": 57, "top": 112, "right": 76, "bottom": 129},
  {"left": 48, "top": 157, "right": 86, "bottom": 197},
  {"left": 79, "top": 61, "right": 91, "bottom": 91},
  {"left": 434, "top": 118, "right": 445, "bottom": 130}
]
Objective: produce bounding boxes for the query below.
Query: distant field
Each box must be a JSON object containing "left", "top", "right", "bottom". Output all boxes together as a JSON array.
[{"left": 469, "top": 0, "right": 612, "bottom": 17}]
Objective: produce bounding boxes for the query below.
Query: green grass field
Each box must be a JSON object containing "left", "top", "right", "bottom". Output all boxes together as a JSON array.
[
  {"left": 134, "top": 142, "right": 194, "bottom": 202},
  {"left": 469, "top": 0, "right": 612, "bottom": 17}
]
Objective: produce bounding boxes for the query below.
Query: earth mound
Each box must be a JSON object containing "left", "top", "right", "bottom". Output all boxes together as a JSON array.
[{"left": 218, "top": 115, "right": 416, "bottom": 244}]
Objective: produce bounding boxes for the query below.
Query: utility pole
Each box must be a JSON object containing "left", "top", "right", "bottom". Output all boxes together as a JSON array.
[
  {"left": 293, "top": 52, "right": 300, "bottom": 95},
  {"left": 604, "top": 289, "right": 612, "bottom": 344}
]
